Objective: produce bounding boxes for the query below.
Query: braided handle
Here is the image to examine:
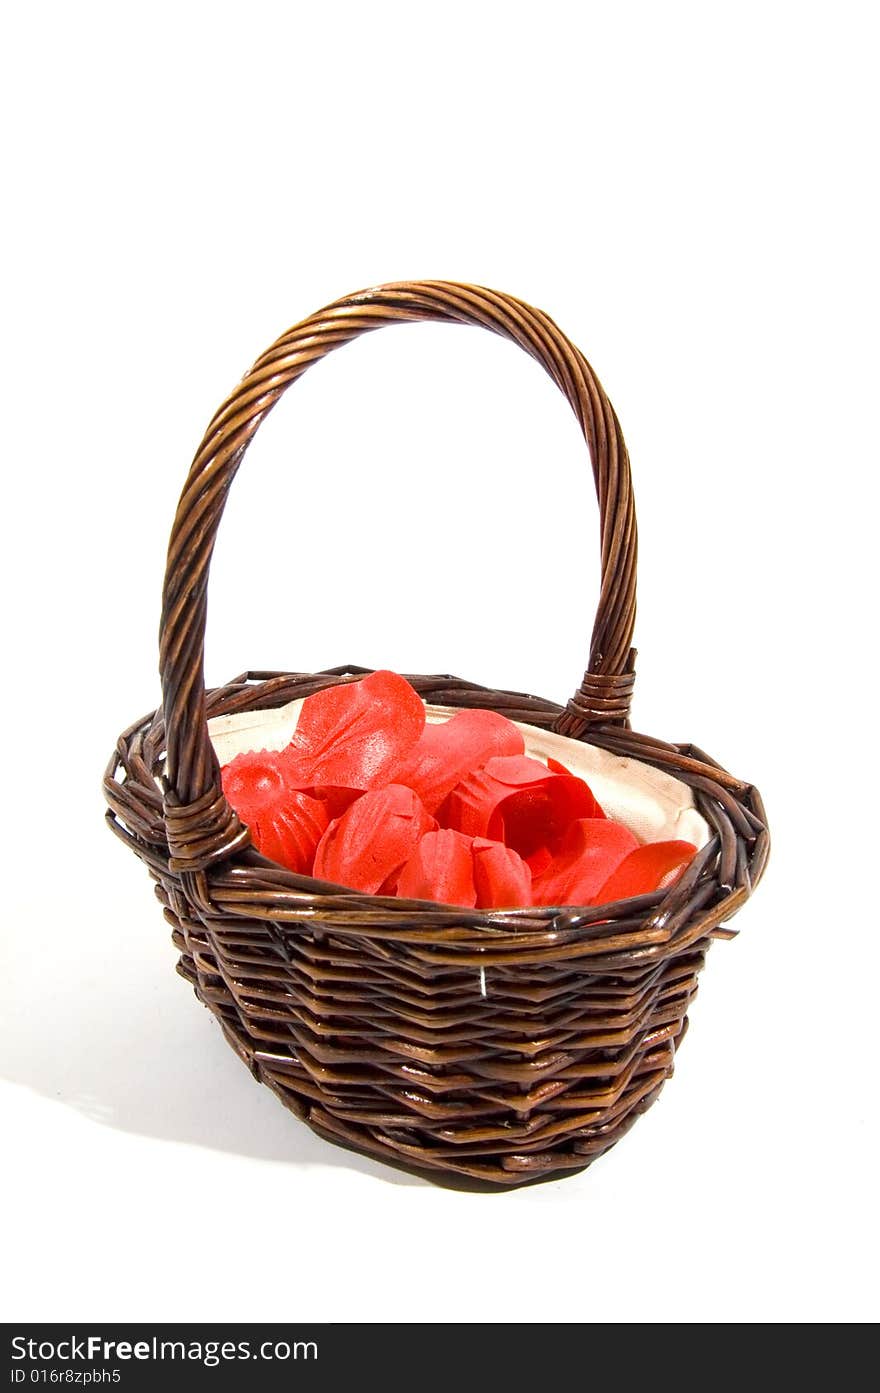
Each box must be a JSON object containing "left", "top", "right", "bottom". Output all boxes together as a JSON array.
[{"left": 159, "top": 281, "right": 638, "bottom": 870}]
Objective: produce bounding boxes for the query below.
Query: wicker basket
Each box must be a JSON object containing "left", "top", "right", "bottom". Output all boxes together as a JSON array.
[{"left": 104, "top": 281, "right": 769, "bottom": 1185}]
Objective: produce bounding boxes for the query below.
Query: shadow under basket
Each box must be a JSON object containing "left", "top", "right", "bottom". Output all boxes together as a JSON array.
[{"left": 104, "top": 282, "right": 769, "bottom": 1186}]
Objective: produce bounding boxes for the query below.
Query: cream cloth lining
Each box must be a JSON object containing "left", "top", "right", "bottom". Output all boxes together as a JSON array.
[{"left": 208, "top": 698, "right": 710, "bottom": 850}]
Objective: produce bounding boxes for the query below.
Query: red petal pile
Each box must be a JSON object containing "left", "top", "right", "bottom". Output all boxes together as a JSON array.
[{"left": 220, "top": 670, "right": 696, "bottom": 910}]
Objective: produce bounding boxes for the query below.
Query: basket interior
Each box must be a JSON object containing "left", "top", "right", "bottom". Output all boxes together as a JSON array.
[{"left": 208, "top": 698, "right": 710, "bottom": 849}]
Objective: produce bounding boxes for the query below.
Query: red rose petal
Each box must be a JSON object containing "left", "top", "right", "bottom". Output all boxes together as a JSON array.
[
  {"left": 395, "top": 829, "right": 477, "bottom": 907},
  {"left": 306, "top": 785, "right": 363, "bottom": 818},
  {"left": 282, "top": 669, "right": 425, "bottom": 791},
  {"left": 472, "top": 838, "right": 532, "bottom": 909},
  {"left": 221, "top": 749, "right": 287, "bottom": 825},
  {"left": 546, "top": 756, "right": 571, "bottom": 776},
  {"left": 545, "top": 757, "right": 601, "bottom": 819},
  {"left": 596, "top": 841, "right": 697, "bottom": 903},
  {"left": 525, "top": 845, "right": 554, "bottom": 876},
  {"left": 221, "top": 751, "right": 329, "bottom": 873},
  {"left": 441, "top": 754, "right": 604, "bottom": 859},
  {"left": 392, "top": 709, "right": 524, "bottom": 813},
  {"left": 439, "top": 754, "right": 565, "bottom": 836},
  {"left": 312, "top": 784, "right": 436, "bottom": 894},
  {"left": 250, "top": 793, "right": 330, "bottom": 873},
  {"left": 531, "top": 819, "right": 639, "bottom": 906}
]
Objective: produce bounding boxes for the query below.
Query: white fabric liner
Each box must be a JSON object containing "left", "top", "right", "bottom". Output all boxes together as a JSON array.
[{"left": 208, "top": 698, "right": 710, "bottom": 850}]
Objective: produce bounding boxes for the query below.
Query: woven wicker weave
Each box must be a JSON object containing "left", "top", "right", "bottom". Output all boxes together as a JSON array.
[{"left": 104, "top": 282, "right": 769, "bottom": 1185}]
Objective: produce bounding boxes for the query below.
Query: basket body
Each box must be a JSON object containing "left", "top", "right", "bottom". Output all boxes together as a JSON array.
[
  {"left": 106, "top": 668, "right": 767, "bottom": 1184},
  {"left": 104, "top": 282, "right": 768, "bottom": 1184}
]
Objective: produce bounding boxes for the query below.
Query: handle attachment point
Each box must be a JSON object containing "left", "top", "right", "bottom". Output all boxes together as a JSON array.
[
  {"left": 553, "top": 649, "right": 637, "bottom": 738},
  {"left": 164, "top": 783, "right": 251, "bottom": 874}
]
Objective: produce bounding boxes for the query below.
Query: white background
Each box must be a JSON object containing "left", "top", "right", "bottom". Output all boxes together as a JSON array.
[{"left": 2, "top": 1, "right": 877, "bottom": 1324}]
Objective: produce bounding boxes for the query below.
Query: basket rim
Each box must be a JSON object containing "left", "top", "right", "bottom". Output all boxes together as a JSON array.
[{"left": 104, "top": 667, "right": 769, "bottom": 970}]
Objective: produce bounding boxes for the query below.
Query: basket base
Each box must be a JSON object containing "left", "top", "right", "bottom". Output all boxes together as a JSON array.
[{"left": 175, "top": 941, "right": 691, "bottom": 1187}]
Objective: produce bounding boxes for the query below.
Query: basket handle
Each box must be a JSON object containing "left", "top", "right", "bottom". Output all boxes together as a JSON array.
[{"left": 159, "top": 281, "right": 638, "bottom": 871}]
